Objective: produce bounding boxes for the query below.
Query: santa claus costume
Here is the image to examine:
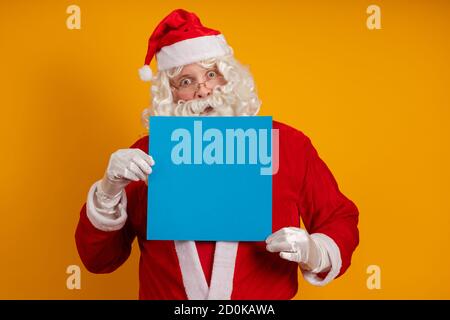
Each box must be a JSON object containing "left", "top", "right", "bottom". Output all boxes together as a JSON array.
[{"left": 75, "top": 9, "right": 359, "bottom": 300}]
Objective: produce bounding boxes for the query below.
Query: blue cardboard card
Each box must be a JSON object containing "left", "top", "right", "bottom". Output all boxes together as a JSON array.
[{"left": 147, "top": 116, "right": 273, "bottom": 241}]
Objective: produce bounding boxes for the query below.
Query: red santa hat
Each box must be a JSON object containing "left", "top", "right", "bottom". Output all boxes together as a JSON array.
[{"left": 138, "top": 9, "right": 232, "bottom": 82}]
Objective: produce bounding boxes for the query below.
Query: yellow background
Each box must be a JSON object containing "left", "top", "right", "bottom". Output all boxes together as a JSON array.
[{"left": 0, "top": 0, "right": 449, "bottom": 299}]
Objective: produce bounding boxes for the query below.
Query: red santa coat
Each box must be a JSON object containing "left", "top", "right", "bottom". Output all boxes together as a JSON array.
[{"left": 75, "top": 120, "right": 359, "bottom": 299}]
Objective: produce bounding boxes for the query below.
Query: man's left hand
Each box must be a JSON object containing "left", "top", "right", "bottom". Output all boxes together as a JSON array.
[{"left": 265, "top": 227, "right": 321, "bottom": 271}]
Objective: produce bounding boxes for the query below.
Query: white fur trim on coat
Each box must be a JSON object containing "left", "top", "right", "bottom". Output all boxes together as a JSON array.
[
  {"left": 174, "top": 240, "right": 238, "bottom": 300},
  {"left": 86, "top": 180, "right": 128, "bottom": 232},
  {"left": 207, "top": 241, "right": 238, "bottom": 300},
  {"left": 301, "top": 233, "right": 342, "bottom": 286},
  {"left": 174, "top": 241, "right": 209, "bottom": 300}
]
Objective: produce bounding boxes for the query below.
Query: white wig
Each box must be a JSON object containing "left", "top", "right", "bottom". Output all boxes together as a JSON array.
[{"left": 141, "top": 54, "right": 261, "bottom": 130}]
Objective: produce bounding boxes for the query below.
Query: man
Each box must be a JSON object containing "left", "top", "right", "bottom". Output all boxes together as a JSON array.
[{"left": 75, "top": 9, "right": 359, "bottom": 300}]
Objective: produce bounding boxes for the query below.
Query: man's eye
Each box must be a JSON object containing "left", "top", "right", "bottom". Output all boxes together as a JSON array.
[
  {"left": 179, "top": 78, "right": 192, "bottom": 87},
  {"left": 207, "top": 71, "right": 217, "bottom": 78}
]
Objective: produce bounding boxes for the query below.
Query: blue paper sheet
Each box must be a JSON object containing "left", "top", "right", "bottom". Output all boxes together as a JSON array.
[{"left": 147, "top": 116, "right": 273, "bottom": 241}]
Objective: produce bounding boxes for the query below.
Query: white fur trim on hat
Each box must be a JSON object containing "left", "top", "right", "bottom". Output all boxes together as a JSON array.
[
  {"left": 156, "top": 34, "right": 232, "bottom": 71},
  {"left": 139, "top": 65, "right": 153, "bottom": 82}
]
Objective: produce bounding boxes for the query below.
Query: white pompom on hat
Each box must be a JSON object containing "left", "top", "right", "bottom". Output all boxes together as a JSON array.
[{"left": 139, "top": 9, "right": 232, "bottom": 82}]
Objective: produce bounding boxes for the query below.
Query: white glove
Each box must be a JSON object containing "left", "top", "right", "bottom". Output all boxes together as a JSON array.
[
  {"left": 98, "top": 148, "right": 155, "bottom": 199},
  {"left": 265, "top": 227, "right": 329, "bottom": 273}
]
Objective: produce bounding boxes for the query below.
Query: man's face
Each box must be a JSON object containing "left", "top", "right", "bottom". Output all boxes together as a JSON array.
[{"left": 170, "top": 63, "right": 227, "bottom": 115}]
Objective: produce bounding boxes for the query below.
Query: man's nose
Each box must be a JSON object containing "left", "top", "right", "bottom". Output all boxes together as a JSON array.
[{"left": 196, "top": 83, "right": 212, "bottom": 99}]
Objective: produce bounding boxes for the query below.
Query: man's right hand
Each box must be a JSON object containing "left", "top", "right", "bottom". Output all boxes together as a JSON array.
[{"left": 99, "top": 148, "right": 155, "bottom": 198}]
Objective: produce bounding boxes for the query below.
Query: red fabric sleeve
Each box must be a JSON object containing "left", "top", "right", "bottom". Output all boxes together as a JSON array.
[
  {"left": 75, "top": 204, "right": 136, "bottom": 274},
  {"left": 75, "top": 136, "right": 148, "bottom": 274},
  {"left": 296, "top": 133, "right": 360, "bottom": 279}
]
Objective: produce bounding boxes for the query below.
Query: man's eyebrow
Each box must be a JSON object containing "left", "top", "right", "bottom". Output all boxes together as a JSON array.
[
  {"left": 174, "top": 72, "right": 194, "bottom": 80},
  {"left": 174, "top": 67, "right": 219, "bottom": 81}
]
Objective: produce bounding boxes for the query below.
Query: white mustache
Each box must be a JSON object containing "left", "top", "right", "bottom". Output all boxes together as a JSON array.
[{"left": 173, "top": 88, "right": 236, "bottom": 116}]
